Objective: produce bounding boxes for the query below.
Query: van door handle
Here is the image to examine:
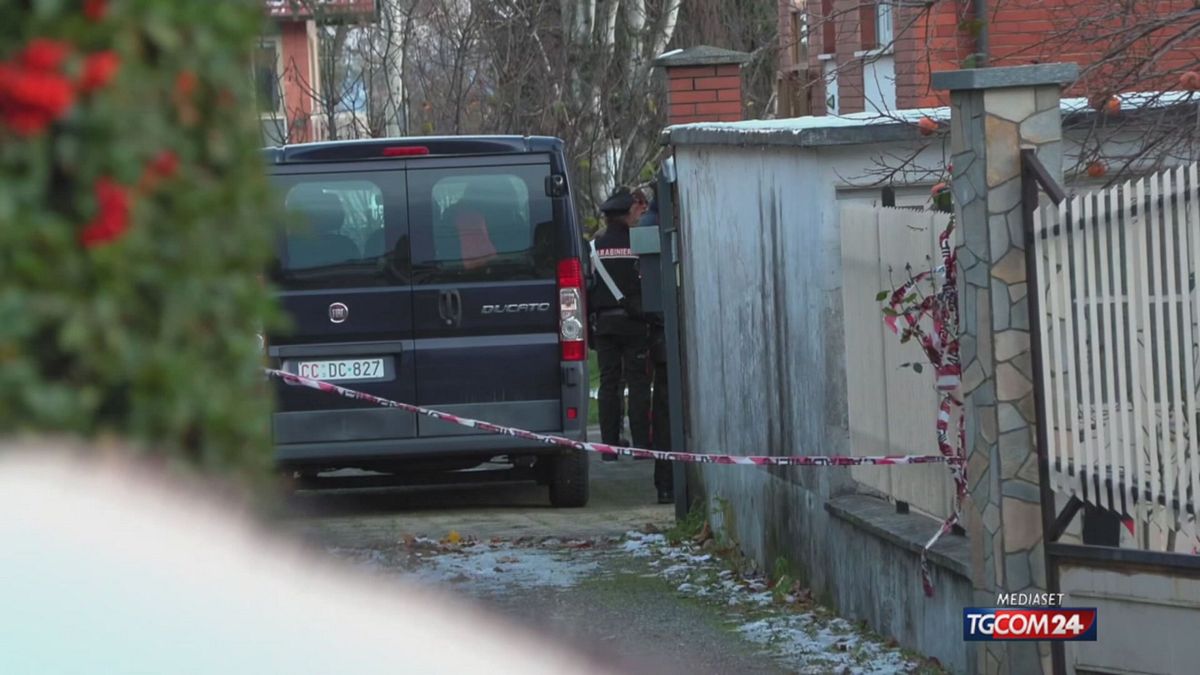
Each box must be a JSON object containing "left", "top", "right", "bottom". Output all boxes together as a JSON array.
[
  {"left": 437, "top": 291, "right": 449, "bottom": 324},
  {"left": 448, "top": 289, "right": 462, "bottom": 327},
  {"left": 439, "top": 289, "right": 462, "bottom": 327}
]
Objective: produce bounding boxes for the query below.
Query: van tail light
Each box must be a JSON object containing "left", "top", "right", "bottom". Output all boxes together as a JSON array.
[
  {"left": 557, "top": 258, "right": 586, "bottom": 361},
  {"left": 381, "top": 146, "right": 430, "bottom": 157}
]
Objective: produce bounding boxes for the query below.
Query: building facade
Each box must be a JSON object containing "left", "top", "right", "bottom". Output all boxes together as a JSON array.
[
  {"left": 778, "top": 0, "right": 1200, "bottom": 116},
  {"left": 257, "top": 0, "right": 380, "bottom": 144}
]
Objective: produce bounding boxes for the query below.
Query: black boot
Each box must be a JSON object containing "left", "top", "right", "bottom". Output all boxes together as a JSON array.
[{"left": 602, "top": 437, "right": 629, "bottom": 462}]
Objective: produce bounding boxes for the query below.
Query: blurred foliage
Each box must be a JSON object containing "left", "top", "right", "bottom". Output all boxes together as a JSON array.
[
  {"left": 0, "top": 0, "right": 280, "bottom": 478},
  {"left": 581, "top": 215, "right": 601, "bottom": 240}
]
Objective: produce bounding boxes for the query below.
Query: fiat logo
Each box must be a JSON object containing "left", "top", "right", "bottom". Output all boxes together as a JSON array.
[{"left": 328, "top": 302, "right": 349, "bottom": 324}]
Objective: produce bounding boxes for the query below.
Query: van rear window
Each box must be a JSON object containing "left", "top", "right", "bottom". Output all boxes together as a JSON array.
[
  {"left": 269, "top": 163, "right": 557, "bottom": 288},
  {"left": 270, "top": 173, "right": 408, "bottom": 289},
  {"left": 407, "top": 165, "right": 556, "bottom": 284}
]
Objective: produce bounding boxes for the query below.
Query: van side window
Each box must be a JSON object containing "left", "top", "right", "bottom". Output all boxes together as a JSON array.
[
  {"left": 270, "top": 175, "right": 408, "bottom": 289},
  {"left": 409, "top": 165, "right": 556, "bottom": 283}
]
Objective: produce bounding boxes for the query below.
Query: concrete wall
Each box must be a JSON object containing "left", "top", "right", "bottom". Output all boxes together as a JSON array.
[{"left": 672, "top": 141, "right": 976, "bottom": 671}]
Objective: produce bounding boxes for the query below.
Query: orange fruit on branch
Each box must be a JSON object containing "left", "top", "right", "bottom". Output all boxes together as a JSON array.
[{"left": 1090, "top": 95, "right": 1120, "bottom": 115}]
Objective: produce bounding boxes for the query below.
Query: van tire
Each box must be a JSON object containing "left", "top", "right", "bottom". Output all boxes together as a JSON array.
[
  {"left": 548, "top": 451, "right": 589, "bottom": 507},
  {"left": 277, "top": 471, "right": 298, "bottom": 497}
]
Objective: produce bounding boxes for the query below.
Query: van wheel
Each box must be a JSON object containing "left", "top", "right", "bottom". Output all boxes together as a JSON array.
[
  {"left": 277, "top": 471, "right": 298, "bottom": 497},
  {"left": 548, "top": 451, "right": 589, "bottom": 508}
]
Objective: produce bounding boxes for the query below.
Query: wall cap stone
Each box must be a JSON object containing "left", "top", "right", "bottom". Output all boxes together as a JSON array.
[
  {"left": 826, "top": 494, "right": 971, "bottom": 579},
  {"left": 654, "top": 45, "right": 750, "bottom": 68},
  {"left": 931, "top": 64, "right": 1080, "bottom": 92},
  {"left": 663, "top": 91, "right": 1189, "bottom": 148},
  {"left": 662, "top": 121, "right": 923, "bottom": 148}
]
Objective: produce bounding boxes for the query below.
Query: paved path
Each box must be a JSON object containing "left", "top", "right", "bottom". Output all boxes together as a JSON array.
[
  {"left": 277, "top": 431, "right": 932, "bottom": 675},
  {"left": 279, "top": 453, "right": 791, "bottom": 674},
  {"left": 283, "top": 453, "right": 672, "bottom": 545}
]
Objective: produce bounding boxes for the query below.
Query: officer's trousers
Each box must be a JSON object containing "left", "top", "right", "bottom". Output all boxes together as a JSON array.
[
  {"left": 595, "top": 331, "right": 652, "bottom": 449},
  {"left": 651, "top": 358, "right": 673, "bottom": 492}
]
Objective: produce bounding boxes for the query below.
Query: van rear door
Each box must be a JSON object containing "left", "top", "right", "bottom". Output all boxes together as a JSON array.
[
  {"left": 406, "top": 157, "right": 562, "bottom": 438},
  {"left": 268, "top": 167, "right": 418, "bottom": 447}
]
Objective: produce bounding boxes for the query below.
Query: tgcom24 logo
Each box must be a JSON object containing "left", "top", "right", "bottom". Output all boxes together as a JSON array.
[{"left": 963, "top": 608, "right": 1098, "bottom": 641}]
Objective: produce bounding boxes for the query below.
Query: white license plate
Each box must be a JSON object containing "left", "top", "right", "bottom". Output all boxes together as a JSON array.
[{"left": 295, "top": 358, "right": 384, "bottom": 381}]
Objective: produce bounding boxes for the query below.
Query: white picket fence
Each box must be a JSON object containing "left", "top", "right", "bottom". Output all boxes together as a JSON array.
[
  {"left": 841, "top": 205, "right": 958, "bottom": 520},
  {"left": 1034, "top": 164, "right": 1200, "bottom": 548}
]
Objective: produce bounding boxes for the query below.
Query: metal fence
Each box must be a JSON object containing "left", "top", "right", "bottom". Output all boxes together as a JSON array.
[{"left": 1034, "top": 163, "right": 1200, "bottom": 549}]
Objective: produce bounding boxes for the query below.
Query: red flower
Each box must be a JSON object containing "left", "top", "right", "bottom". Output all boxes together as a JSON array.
[
  {"left": 0, "top": 62, "right": 76, "bottom": 135},
  {"left": 175, "top": 70, "right": 198, "bottom": 98},
  {"left": 2, "top": 66, "right": 75, "bottom": 111},
  {"left": 139, "top": 150, "right": 180, "bottom": 191},
  {"left": 149, "top": 150, "right": 180, "bottom": 179},
  {"left": 79, "top": 51, "right": 120, "bottom": 93},
  {"left": 2, "top": 107, "right": 52, "bottom": 135},
  {"left": 216, "top": 87, "right": 236, "bottom": 109},
  {"left": 18, "top": 39, "right": 71, "bottom": 73},
  {"left": 80, "top": 177, "right": 132, "bottom": 247},
  {"left": 84, "top": 0, "right": 109, "bottom": 22}
]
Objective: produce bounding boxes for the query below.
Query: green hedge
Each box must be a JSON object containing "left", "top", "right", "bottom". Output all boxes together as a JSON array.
[{"left": 0, "top": 0, "right": 280, "bottom": 476}]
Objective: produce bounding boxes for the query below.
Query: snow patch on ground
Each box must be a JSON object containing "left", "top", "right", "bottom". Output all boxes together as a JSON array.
[
  {"left": 659, "top": 563, "right": 690, "bottom": 577},
  {"left": 325, "top": 547, "right": 389, "bottom": 573},
  {"left": 620, "top": 531, "right": 664, "bottom": 557},
  {"left": 406, "top": 543, "right": 598, "bottom": 595},
  {"left": 624, "top": 530, "right": 924, "bottom": 674},
  {"left": 333, "top": 530, "right": 929, "bottom": 672},
  {"left": 737, "top": 615, "right": 914, "bottom": 675}
]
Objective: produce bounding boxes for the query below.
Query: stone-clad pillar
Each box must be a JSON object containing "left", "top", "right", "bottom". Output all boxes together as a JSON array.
[{"left": 932, "top": 63, "right": 1079, "bottom": 675}]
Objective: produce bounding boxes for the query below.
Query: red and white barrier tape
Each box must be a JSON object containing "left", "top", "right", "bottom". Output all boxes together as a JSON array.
[
  {"left": 884, "top": 215, "right": 967, "bottom": 597},
  {"left": 267, "top": 214, "right": 965, "bottom": 598},
  {"left": 264, "top": 368, "right": 964, "bottom": 468}
]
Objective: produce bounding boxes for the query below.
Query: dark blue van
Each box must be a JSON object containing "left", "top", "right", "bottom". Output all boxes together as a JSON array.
[{"left": 263, "top": 136, "right": 590, "bottom": 506}]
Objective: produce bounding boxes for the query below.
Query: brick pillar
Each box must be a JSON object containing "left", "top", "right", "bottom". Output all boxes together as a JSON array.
[
  {"left": 280, "top": 19, "right": 316, "bottom": 142},
  {"left": 654, "top": 46, "right": 750, "bottom": 125},
  {"left": 933, "top": 63, "right": 1079, "bottom": 675},
  {"left": 832, "top": 0, "right": 864, "bottom": 113}
]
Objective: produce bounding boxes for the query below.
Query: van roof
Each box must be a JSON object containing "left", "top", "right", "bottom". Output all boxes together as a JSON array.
[{"left": 262, "top": 135, "right": 564, "bottom": 164}]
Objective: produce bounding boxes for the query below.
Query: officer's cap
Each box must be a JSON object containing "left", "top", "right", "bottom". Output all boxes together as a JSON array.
[{"left": 599, "top": 186, "right": 645, "bottom": 214}]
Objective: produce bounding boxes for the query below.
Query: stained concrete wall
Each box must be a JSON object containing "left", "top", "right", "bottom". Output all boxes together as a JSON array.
[{"left": 671, "top": 141, "right": 976, "bottom": 672}]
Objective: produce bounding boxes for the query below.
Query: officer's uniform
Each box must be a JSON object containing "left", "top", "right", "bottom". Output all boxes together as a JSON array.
[{"left": 589, "top": 189, "right": 652, "bottom": 460}]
